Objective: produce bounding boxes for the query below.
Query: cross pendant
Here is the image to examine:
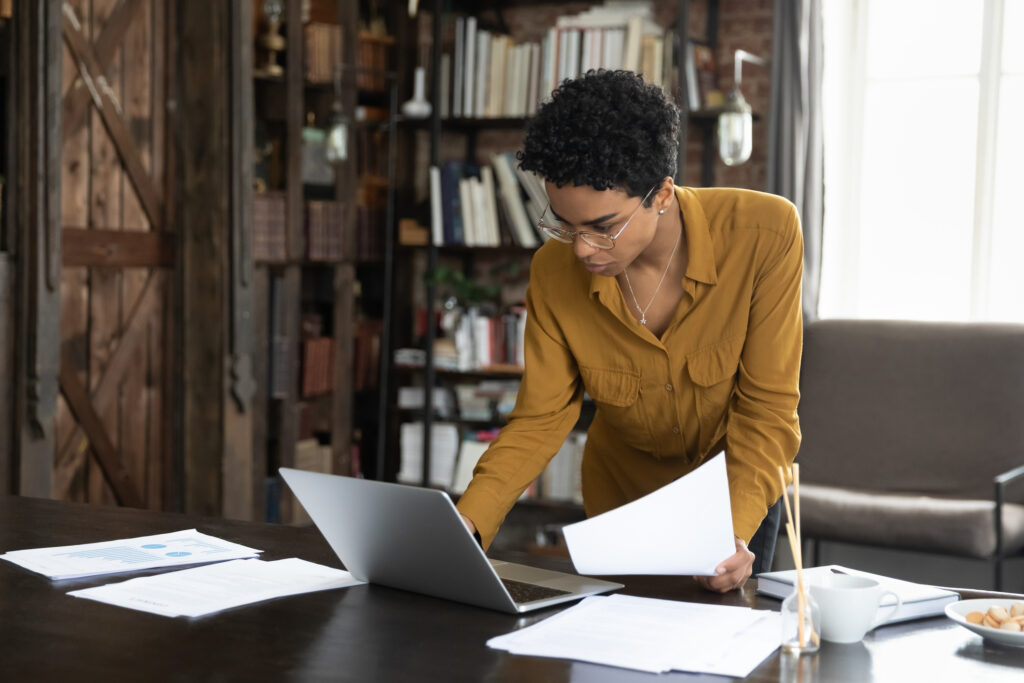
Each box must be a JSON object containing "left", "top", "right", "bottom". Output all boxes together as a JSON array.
[{"left": 639, "top": 314, "right": 647, "bottom": 326}]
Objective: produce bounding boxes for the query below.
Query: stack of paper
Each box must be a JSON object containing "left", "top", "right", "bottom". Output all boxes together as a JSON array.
[
  {"left": 68, "top": 558, "right": 364, "bottom": 618},
  {"left": 488, "top": 594, "right": 780, "bottom": 676},
  {"left": 1, "top": 529, "right": 262, "bottom": 580}
]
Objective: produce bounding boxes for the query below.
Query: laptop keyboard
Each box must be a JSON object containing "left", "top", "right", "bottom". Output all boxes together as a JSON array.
[{"left": 501, "top": 578, "right": 572, "bottom": 604}]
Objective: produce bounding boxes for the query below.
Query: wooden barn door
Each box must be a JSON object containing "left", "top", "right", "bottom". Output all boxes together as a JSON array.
[{"left": 55, "top": 0, "right": 173, "bottom": 509}]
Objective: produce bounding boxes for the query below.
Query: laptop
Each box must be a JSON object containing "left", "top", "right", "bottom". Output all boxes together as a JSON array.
[{"left": 279, "top": 468, "right": 623, "bottom": 613}]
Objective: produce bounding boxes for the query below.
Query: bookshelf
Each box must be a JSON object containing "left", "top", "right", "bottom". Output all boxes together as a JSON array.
[
  {"left": 382, "top": 1, "right": 734, "bottom": 537},
  {"left": 250, "top": 0, "right": 397, "bottom": 522}
]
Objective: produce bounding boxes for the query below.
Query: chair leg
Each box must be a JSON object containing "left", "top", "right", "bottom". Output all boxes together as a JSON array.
[
  {"left": 994, "top": 557, "right": 1002, "bottom": 592},
  {"left": 812, "top": 538, "right": 821, "bottom": 567}
]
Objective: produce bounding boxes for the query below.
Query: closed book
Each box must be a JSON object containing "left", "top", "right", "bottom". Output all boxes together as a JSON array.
[{"left": 756, "top": 565, "right": 959, "bottom": 624}]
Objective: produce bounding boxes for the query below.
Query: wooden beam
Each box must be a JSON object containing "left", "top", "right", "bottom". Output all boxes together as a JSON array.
[
  {"left": 61, "top": 0, "right": 146, "bottom": 144},
  {"left": 62, "top": 228, "right": 175, "bottom": 268},
  {"left": 14, "top": 0, "right": 62, "bottom": 497},
  {"left": 61, "top": 11, "right": 164, "bottom": 230},
  {"left": 58, "top": 364, "right": 145, "bottom": 507},
  {"left": 223, "top": 0, "right": 258, "bottom": 521},
  {"left": 0, "top": 256, "right": 13, "bottom": 494},
  {"left": 177, "top": 0, "right": 229, "bottom": 515}
]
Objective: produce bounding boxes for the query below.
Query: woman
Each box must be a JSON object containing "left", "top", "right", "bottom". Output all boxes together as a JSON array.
[{"left": 456, "top": 70, "right": 802, "bottom": 593}]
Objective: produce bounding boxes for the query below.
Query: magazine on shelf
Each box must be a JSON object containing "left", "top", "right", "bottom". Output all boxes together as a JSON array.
[{"left": 756, "top": 564, "right": 959, "bottom": 624}]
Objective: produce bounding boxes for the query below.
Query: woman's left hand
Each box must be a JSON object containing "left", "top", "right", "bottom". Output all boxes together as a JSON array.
[{"left": 694, "top": 537, "right": 755, "bottom": 593}]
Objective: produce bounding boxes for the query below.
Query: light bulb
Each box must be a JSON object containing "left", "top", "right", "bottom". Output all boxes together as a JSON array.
[
  {"left": 718, "top": 88, "right": 753, "bottom": 166},
  {"left": 325, "top": 114, "right": 348, "bottom": 164}
]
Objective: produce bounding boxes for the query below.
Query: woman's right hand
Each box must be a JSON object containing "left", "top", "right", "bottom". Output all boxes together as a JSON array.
[{"left": 460, "top": 514, "right": 477, "bottom": 536}]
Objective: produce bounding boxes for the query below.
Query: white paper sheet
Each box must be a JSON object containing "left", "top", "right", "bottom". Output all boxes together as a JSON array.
[
  {"left": 561, "top": 453, "right": 735, "bottom": 575},
  {"left": 0, "top": 529, "right": 261, "bottom": 580},
  {"left": 488, "top": 594, "right": 780, "bottom": 676},
  {"left": 68, "top": 558, "right": 365, "bottom": 618}
]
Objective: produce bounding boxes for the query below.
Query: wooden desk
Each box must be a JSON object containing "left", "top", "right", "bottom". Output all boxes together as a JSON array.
[{"left": 2, "top": 495, "right": 1022, "bottom": 681}]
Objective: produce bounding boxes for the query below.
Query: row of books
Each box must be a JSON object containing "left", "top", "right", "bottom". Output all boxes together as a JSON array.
[
  {"left": 397, "top": 422, "right": 461, "bottom": 488},
  {"left": 428, "top": 153, "right": 548, "bottom": 249},
  {"left": 397, "top": 380, "right": 520, "bottom": 423},
  {"left": 439, "top": 2, "right": 674, "bottom": 120},
  {"left": 303, "top": 22, "right": 343, "bottom": 84},
  {"left": 397, "top": 425, "right": 585, "bottom": 504},
  {"left": 254, "top": 194, "right": 379, "bottom": 263},
  {"left": 443, "top": 307, "right": 527, "bottom": 372}
]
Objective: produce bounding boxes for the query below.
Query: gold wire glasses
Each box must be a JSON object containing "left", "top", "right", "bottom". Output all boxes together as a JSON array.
[{"left": 537, "top": 186, "right": 657, "bottom": 250}]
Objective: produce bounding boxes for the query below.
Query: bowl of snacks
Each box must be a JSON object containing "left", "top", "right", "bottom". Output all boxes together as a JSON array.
[{"left": 945, "top": 600, "right": 1024, "bottom": 647}]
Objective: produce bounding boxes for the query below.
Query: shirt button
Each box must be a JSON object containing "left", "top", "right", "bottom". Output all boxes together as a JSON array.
[
  {"left": 665, "top": 384, "right": 674, "bottom": 392},
  {"left": 672, "top": 426, "right": 681, "bottom": 435}
]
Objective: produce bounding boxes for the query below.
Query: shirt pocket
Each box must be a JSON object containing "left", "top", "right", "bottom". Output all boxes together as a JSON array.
[
  {"left": 687, "top": 336, "right": 744, "bottom": 446},
  {"left": 578, "top": 365, "right": 652, "bottom": 449}
]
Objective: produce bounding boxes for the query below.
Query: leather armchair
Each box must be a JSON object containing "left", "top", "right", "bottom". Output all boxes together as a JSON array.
[{"left": 796, "top": 319, "right": 1024, "bottom": 590}]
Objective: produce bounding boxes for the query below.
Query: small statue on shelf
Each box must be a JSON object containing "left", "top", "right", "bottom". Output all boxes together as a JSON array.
[{"left": 256, "top": 0, "right": 286, "bottom": 78}]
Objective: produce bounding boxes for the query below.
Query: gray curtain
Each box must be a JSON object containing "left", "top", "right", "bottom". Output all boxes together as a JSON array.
[{"left": 767, "top": 0, "right": 824, "bottom": 322}]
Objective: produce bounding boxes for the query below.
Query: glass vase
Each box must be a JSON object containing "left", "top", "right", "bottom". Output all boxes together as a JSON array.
[{"left": 781, "top": 585, "right": 820, "bottom": 655}]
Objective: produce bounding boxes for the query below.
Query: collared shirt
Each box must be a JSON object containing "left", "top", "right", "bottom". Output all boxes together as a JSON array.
[{"left": 457, "top": 185, "right": 803, "bottom": 550}]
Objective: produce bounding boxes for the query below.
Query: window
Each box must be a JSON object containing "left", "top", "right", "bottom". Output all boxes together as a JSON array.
[{"left": 819, "top": 0, "right": 1023, "bottom": 321}]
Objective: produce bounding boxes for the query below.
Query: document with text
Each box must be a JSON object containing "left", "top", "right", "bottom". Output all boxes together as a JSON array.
[
  {"left": 68, "top": 557, "right": 365, "bottom": 618},
  {"left": 561, "top": 453, "right": 735, "bottom": 575},
  {"left": 488, "top": 594, "right": 780, "bottom": 676},
  {"left": 1, "top": 529, "right": 262, "bottom": 580}
]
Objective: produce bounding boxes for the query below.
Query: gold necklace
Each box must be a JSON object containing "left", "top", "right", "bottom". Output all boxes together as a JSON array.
[{"left": 622, "top": 227, "right": 681, "bottom": 326}]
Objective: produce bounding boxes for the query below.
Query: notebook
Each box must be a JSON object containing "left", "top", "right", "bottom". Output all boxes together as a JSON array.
[
  {"left": 279, "top": 468, "right": 622, "bottom": 613},
  {"left": 756, "top": 564, "right": 959, "bottom": 624}
]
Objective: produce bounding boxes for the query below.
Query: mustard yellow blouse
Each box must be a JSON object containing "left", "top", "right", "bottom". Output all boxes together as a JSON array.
[{"left": 456, "top": 185, "right": 803, "bottom": 550}]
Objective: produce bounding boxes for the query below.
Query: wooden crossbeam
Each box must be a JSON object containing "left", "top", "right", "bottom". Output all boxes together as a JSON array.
[
  {"left": 61, "top": 0, "right": 146, "bottom": 144},
  {"left": 61, "top": 10, "right": 164, "bottom": 229},
  {"left": 59, "top": 364, "right": 145, "bottom": 508},
  {"left": 62, "top": 228, "right": 175, "bottom": 268},
  {"left": 55, "top": 274, "right": 160, "bottom": 498}
]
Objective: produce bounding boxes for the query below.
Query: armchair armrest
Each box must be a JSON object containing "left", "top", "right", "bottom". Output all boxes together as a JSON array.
[
  {"left": 993, "top": 462, "right": 1024, "bottom": 559},
  {"left": 995, "top": 463, "right": 1024, "bottom": 488}
]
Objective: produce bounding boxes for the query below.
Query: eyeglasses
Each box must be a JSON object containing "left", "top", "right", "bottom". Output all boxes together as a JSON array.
[{"left": 538, "top": 186, "right": 657, "bottom": 250}]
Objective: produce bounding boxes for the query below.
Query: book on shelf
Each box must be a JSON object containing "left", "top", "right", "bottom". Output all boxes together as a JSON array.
[
  {"left": 253, "top": 192, "right": 287, "bottom": 262},
  {"left": 693, "top": 43, "right": 723, "bottom": 109},
  {"left": 303, "top": 22, "right": 343, "bottom": 84},
  {"left": 353, "top": 319, "right": 381, "bottom": 392},
  {"left": 755, "top": 565, "right": 960, "bottom": 624},
  {"left": 306, "top": 200, "right": 345, "bottom": 262},
  {"left": 398, "top": 421, "right": 460, "bottom": 488},
  {"left": 301, "top": 337, "right": 334, "bottom": 398}
]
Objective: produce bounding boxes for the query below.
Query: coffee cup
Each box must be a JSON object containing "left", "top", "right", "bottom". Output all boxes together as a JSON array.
[{"left": 809, "top": 574, "right": 902, "bottom": 643}]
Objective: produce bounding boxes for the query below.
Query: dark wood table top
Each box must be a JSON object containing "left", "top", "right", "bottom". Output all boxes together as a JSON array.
[{"left": 2, "top": 495, "right": 1023, "bottom": 682}]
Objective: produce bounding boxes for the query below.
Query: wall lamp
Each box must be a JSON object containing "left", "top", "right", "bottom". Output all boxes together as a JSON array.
[{"left": 718, "top": 49, "right": 767, "bottom": 166}]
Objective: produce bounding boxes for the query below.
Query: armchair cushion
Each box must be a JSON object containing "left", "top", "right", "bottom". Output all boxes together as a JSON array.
[{"left": 800, "top": 483, "right": 1024, "bottom": 559}]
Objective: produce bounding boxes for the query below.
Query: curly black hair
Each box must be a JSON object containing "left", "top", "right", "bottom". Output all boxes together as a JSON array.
[{"left": 517, "top": 70, "right": 680, "bottom": 205}]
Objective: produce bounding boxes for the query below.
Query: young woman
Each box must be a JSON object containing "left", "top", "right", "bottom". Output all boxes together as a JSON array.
[{"left": 456, "top": 70, "right": 803, "bottom": 593}]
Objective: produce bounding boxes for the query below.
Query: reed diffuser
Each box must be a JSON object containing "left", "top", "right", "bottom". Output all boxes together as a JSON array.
[{"left": 778, "top": 464, "right": 820, "bottom": 654}]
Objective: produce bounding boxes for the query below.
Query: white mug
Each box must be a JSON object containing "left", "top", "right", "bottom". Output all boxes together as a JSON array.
[{"left": 809, "top": 574, "right": 902, "bottom": 643}]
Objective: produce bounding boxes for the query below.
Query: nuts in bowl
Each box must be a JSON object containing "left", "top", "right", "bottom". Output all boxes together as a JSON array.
[
  {"left": 964, "top": 602, "right": 1024, "bottom": 631},
  {"left": 946, "top": 599, "right": 1024, "bottom": 647}
]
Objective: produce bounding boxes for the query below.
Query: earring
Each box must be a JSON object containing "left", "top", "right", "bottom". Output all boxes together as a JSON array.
[{"left": 658, "top": 209, "right": 665, "bottom": 215}]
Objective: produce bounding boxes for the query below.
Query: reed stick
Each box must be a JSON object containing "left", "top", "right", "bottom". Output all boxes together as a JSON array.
[{"left": 779, "top": 465, "right": 817, "bottom": 648}]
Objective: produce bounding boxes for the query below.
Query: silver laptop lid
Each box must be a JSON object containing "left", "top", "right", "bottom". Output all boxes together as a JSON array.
[{"left": 280, "top": 468, "right": 517, "bottom": 612}]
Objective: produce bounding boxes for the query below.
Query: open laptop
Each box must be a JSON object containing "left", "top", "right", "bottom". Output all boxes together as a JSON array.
[{"left": 279, "top": 468, "right": 622, "bottom": 613}]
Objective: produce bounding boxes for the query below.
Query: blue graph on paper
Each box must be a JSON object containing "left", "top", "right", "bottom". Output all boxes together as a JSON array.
[{"left": 54, "top": 536, "right": 245, "bottom": 566}]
